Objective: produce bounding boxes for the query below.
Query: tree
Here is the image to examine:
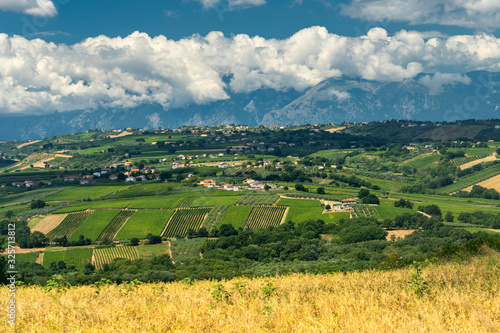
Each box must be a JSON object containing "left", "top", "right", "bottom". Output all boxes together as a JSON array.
[
  {"left": 130, "top": 238, "right": 140, "bottom": 246},
  {"left": 445, "top": 211, "right": 454, "bottom": 222},
  {"left": 358, "top": 189, "right": 370, "bottom": 199},
  {"left": 295, "top": 184, "right": 308, "bottom": 192},
  {"left": 218, "top": 224, "right": 238, "bottom": 237},
  {"left": 325, "top": 204, "right": 331, "bottom": 210},
  {"left": 264, "top": 184, "right": 271, "bottom": 191},
  {"left": 30, "top": 231, "right": 48, "bottom": 248},
  {"left": 4, "top": 210, "right": 13, "bottom": 219},
  {"left": 316, "top": 187, "right": 325, "bottom": 194},
  {"left": 361, "top": 194, "right": 380, "bottom": 205},
  {"left": 30, "top": 200, "right": 46, "bottom": 209},
  {"left": 147, "top": 234, "right": 162, "bottom": 244}
]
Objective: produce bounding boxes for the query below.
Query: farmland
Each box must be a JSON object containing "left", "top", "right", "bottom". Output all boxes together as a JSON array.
[
  {"left": 202, "top": 205, "right": 230, "bottom": 231},
  {"left": 68, "top": 210, "right": 121, "bottom": 241},
  {"left": 97, "top": 210, "right": 136, "bottom": 241},
  {"left": 162, "top": 208, "right": 210, "bottom": 238},
  {"left": 116, "top": 210, "right": 174, "bottom": 240},
  {"left": 190, "top": 195, "right": 240, "bottom": 207},
  {"left": 42, "top": 248, "right": 93, "bottom": 269},
  {"left": 219, "top": 205, "right": 254, "bottom": 229},
  {"left": 93, "top": 246, "right": 140, "bottom": 269},
  {"left": 136, "top": 244, "right": 171, "bottom": 258},
  {"left": 238, "top": 194, "right": 279, "bottom": 205},
  {"left": 450, "top": 155, "right": 485, "bottom": 167},
  {"left": 244, "top": 206, "right": 287, "bottom": 229},
  {"left": 46, "top": 211, "right": 93, "bottom": 240},
  {"left": 464, "top": 173, "right": 500, "bottom": 192},
  {"left": 31, "top": 214, "right": 67, "bottom": 234},
  {"left": 46, "top": 185, "right": 131, "bottom": 201}
]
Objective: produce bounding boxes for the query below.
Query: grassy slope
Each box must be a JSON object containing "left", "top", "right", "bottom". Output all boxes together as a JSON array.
[
  {"left": 4, "top": 254, "right": 499, "bottom": 332},
  {"left": 46, "top": 185, "right": 131, "bottom": 201},
  {"left": 219, "top": 205, "right": 254, "bottom": 229},
  {"left": 42, "top": 248, "right": 93, "bottom": 269},
  {"left": 277, "top": 198, "right": 349, "bottom": 224}
]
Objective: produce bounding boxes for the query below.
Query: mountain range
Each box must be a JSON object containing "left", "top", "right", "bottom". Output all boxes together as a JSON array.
[{"left": 1, "top": 71, "right": 499, "bottom": 141}]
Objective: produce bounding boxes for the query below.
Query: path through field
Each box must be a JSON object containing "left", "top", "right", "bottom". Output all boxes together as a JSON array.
[
  {"left": 16, "top": 140, "right": 41, "bottom": 149},
  {"left": 31, "top": 214, "right": 67, "bottom": 234}
]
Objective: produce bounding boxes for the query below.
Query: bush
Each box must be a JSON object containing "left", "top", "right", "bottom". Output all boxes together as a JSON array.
[
  {"left": 30, "top": 200, "right": 46, "bottom": 209},
  {"left": 361, "top": 194, "right": 380, "bottom": 205}
]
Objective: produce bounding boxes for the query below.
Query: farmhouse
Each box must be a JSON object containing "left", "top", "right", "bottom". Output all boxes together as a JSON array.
[
  {"left": 250, "top": 182, "right": 266, "bottom": 190},
  {"left": 63, "top": 175, "right": 80, "bottom": 182},
  {"left": 198, "top": 179, "right": 217, "bottom": 187},
  {"left": 172, "top": 162, "right": 182, "bottom": 169},
  {"left": 12, "top": 182, "right": 24, "bottom": 187},
  {"left": 218, "top": 162, "right": 230, "bottom": 168},
  {"left": 341, "top": 198, "right": 357, "bottom": 206},
  {"left": 109, "top": 175, "right": 118, "bottom": 180},
  {"left": 125, "top": 176, "right": 137, "bottom": 182}
]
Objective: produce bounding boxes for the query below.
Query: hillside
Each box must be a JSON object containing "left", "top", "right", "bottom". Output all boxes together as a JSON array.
[{"left": 2, "top": 253, "right": 499, "bottom": 332}]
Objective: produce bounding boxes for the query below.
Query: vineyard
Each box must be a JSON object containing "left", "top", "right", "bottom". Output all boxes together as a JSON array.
[
  {"left": 202, "top": 205, "right": 230, "bottom": 232},
  {"left": 244, "top": 206, "right": 287, "bottom": 230},
  {"left": 46, "top": 210, "right": 93, "bottom": 240},
  {"left": 282, "top": 193, "right": 341, "bottom": 201},
  {"left": 93, "top": 246, "right": 140, "bottom": 269},
  {"left": 238, "top": 194, "right": 279, "bottom": 205},
  {"left": 42, "top": 248, "right": 93, "bottom": 270},
  {"left": 97, "top": 210, "right": 136, "bottom": 242},
  {"left": 68, "top": 210, "right": 121, "bottom": 242},
  {"left": 450, "top": 155, "right": 485, "bottom": 167},
  {"left": 351, "top": 205, "right": 378, "bottom": 219},
  {"left": 162, "top": 208, "right": 210, "bottom": 238},
  {"left": 170, "top": 238, "right": 205, "bottom": 262},
  {"left": 174, "top": 197, "right": 197, "bottom": 208},
  {"left": 224, "top": 166, "right": 253, "bottom": 176}
]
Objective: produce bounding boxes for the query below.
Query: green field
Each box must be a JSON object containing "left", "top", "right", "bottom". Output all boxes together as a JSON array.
[
  {"left": 190, "top": 195, "right": 240, "bottom": 207},
  {"left": 136, "top": 244, "right": 171, "bottom": 258},
  {"left": 402, "top": 153, "right": 441, "bottom": 169},
  {"left": 46, "top": 211, "right": 93, "bottom": 240},
  {"left": 245, "top": 206, "right": 287, "bottom": 229},
  {"left": 127, "top": 194, "right": 189, "bottom": 209},
  {"left": 68, "top": 210, "right": 121, "bottom": 241},
  {"left": 219, "top": 205, "right": 254, "bottom": 229},
  {"left": 463, "top": 228, "right": 500, "bottom": 235},
  {"left": 12, "top": 252, "right": 40, "bottom": 264},
  {"left": 46, "top": 185, "right": 131, "bottom": 201},
  {"left": 42, "top": 248, "right": 93, "bottom": 269},
  {"left": 97, "top": 210, "right": 136, "bottom": 241},
  {"left": 93, "top": 246, "right": 139, "bottom": 269},
  {"left": 116, "top": 209, "right": 175, "bottom": 240},
  {"left": 439, "top": 164, "right": 500, "bottom": 193},
  {"left": 107, "top": 183, "right": 181, "bottom": 199}
]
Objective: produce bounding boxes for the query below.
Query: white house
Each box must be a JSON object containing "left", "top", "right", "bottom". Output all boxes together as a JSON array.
[{"left": 125, "top": 176, "right": 137, "bottom": 182}]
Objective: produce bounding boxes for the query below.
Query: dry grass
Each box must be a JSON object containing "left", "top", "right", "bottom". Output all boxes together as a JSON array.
[
  {"left": 31, "top": 214, "right": 67, "bottom": 234},
  {"left": 16, "top": 140, "right": 42, "bottom": 149},
  {"left": 386, "top": 229, "right": 416, "bottom": 241},
  {"left": 324, "top": 126, "right": 346, "bottom": 133},
  {"left": 108, "top": 131, "right": 133, "bottom": 139},
  {"left": 464, "top": 173, "right": 500, "bottom": 192},
  {"left": 460, "top": 155, "right": 497, "bottom": 170},
  {"left": 1, "top": 254, "right": 500, "bottom": 332}
]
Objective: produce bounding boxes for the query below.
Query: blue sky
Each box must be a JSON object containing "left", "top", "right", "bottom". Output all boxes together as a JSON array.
[{"left": 0, "top": 0, "right": 500, "bottom": 115}]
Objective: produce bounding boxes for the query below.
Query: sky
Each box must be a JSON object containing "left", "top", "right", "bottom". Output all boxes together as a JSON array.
[{"left": 0, "top": 0, "right": 500, "bottom": 115}]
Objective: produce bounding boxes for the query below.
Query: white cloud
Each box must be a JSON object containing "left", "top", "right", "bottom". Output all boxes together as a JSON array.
[
  {"left": 419, "top": 73, "right": 471, "bottom": 94},
  {"left": 342, "top": 0, "right": 500, "bottom": 30},
  {"left": 195, "top": 0, "right": 266, "bottom": 10},
  {"left": 2, "top": 27, "right": 500, "bottom": 114},
  {"left": 0, "top": 0, "right": 57, "bottom": 17}
]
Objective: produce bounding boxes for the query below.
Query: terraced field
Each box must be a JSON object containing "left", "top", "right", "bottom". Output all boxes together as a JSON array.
[{"left": 93, "top": 247, "right": 140, "bottom": 269}]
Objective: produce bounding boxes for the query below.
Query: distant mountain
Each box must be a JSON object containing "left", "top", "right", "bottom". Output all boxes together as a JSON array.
[{"left": 1, "top": 71, "right": 500, "bottom": 140}]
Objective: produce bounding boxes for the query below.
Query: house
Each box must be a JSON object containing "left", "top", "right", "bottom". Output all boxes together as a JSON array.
[
  {"left": 223, "top": 184, "right": 240, "bottom": 191},
  {"left": 125, "top": 176, "right": 137, "bottom": 182},
  {"left": 218, "top": 153, "right": 224, "bottom": 157},
  {"left": 250, "top": 182, "right": 266, "bottom": 190},
  {"left": 172, "top": 162, "right": 182, "bottom": 169},
  {"left": 12, "top": 182, "right": 24, "bottom": 187},
  {"left": 341, "top": 198, "right": 357, "bottom": 206},
  {"left": 93, "top": 172, "right": 101, "bottom": 178},
  {"left": 177, "top": 155, "right": 186, "bottom": 160},
  {"left": 218, "top": 162, "right": 230, "bottom": 168},
  {"left": 137, "top": 175, "right": 147, "bottom": 181},
  {"left": 80, "top": 179, "right": 91, "bottom": 185},
  {"left": 25, "top": 181, "right": 39, "bottom": 188},
  {"left": 208, "top": 154, "right": 217, "bottom": 159},
  {"left": 198, "top": 179, "right": 217, "bottom": 187},
  {"left": 145, "top": 167, "right": 156, "bottom": 173},
  {"left": 318, "top": 166, "right": 325, "bottom": 170},
  {"left": 263, "top": 160, "right": 272, "bottom": 166},
  {"left": 63, "top": 175, "right": 80, "bottom": 182},
  {"left": 109, "top": 174, "right": 118, "bottom": 181},
  {"left": 130, "top": 169, "right": 140, "bottom": 173}
]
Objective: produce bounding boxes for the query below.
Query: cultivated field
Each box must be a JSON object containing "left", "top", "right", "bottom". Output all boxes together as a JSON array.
[
  {"left": 219, "top": 205, "right": 254, "bottom": 229},
  {"left": 4, "top": 254, "right": 499, "bottom": 332},
  {"left": 93, "top": 246, "right": 139, "bottom": 269},
  {"left": 31, "top": 214, "right": 67, "bottom": 234},
  {"left": 42, "top": 248, "right": 93, "bottom": 269},
  {"left": 464, "top": 173, "right": 500, "bottom": 192},
  {"left": 68, "top": 210, "right": 121, "bottom": 241},
  {"left": 162, "top": 208, "right": 210, "bottom": 238},
  {"left": 238, "top": 194, "right": 279, "bottom": 205},
  {"left": 46, "top": 211, "right": 93, "bottom": 240},
  {"left": 244, "top": 206, "right": 287, "bottom": 229},
  {"left": 460, "top": 155, "right": 497, "bottom": 170},
  {"left": 116, "top": 210, "right": 174, "bottom": 240},
  {"left": 170, "top": 238, "right": 205, "bottom": 262},
  {"left": 202, "top": 205, "right": 230, "bottom": 231},
  {"left": 97, "top": 210, "right": 136, "bottom": 241}
]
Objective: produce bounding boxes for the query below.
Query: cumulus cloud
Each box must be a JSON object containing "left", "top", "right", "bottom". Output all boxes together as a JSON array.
[
  {"left": 195, "top": 0, "right": 266, "bottom": 10},
  {"left": 0, "top": 0, "right": 57, "bottom": 17},
  {"left": 342, "top": 0, "right": 500, "bottom": 30},
  {"left": 2, "top": 27, "right": 500, "bottom": 114},
  {"left": 419, "top": 73, "right": 472, "bottom": 94}
]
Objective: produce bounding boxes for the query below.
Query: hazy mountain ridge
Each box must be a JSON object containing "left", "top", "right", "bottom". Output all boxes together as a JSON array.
[{"left": 1, "top": 71, "right": 500, "bottom": 140}]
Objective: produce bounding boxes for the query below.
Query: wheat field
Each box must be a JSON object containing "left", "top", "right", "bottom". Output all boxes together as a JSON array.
[{"left": 1, "top": 253, "right": 499, "bottom": 332}]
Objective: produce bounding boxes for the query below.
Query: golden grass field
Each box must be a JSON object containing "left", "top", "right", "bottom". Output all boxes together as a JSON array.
[
  {"left": 1, "top": 252, "right": 499, "bottom": 332},
  {"left": 464, "top": 173, "right": 500, "bottom": 192},
  {"left": 31, "top": 214, "right": 67, "bottom": 234},
  {"left": 460, "top": 155, "right": 497, "bottom": 170}
]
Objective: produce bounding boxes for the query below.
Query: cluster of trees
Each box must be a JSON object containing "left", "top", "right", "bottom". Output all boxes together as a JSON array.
[
  {"left": 454, "top": 185, "right": 500, "bottom": 200},
  {"left": 381, "top": 213, "right": 442, "bottom": 230},
  {"left": 0, "top": 220, "right": 47, "bottom": 248},
  {"left": 418, "top": 205, "right": 442, "bottom": 219},
  {"left": 457, "top": 212, "right": 500, "bottom": 229},
  {"left": 329, "top": 174, "right": 377, "bottom": 189},
  {"left": 53, "top": 235, "right": 91, "bottom": 247},
  {"left": 358, "top": 189, "right": 380, "bottom": 205},
  {"left": 394, "top": 199, "right": 413, "bottom": 209}
]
